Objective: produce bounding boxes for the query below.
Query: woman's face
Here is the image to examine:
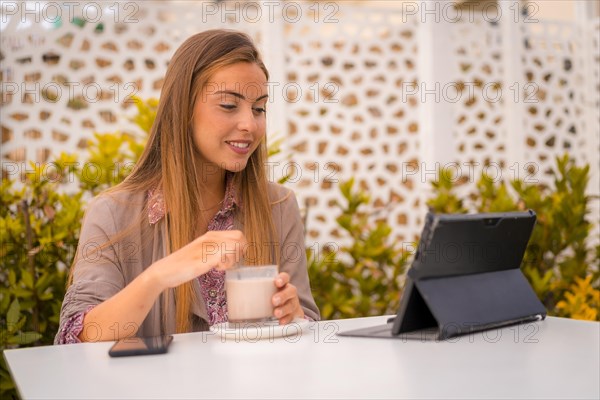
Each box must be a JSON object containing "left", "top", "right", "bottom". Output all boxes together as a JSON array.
[{"left": 192, "top": 62, "right": 268, "bottom": 175}]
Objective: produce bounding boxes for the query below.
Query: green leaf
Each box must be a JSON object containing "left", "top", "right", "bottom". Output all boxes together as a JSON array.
[
  {"left": 6, "top": 299, "right": 20, "bottom": 326},
  {"left": 8, "top": 270, "right": 16, "bottom": 286},
  {"left": 38, "top": 292, "right": 53, "bottom": 301},
  {"left": 35, "top": 272, "right": 53, "bottom": 292},
  {"left": 7, "top": 331, "right": 42, "bottom": 345},
  {"left": 21, "top": 270, "right": 34, "bottom": 289},
  {"left": 339, "top": 179, "right": 354, "bottom": 200},
  {"left": 11, "top": 288, "right": 33, "bottom": 299}
]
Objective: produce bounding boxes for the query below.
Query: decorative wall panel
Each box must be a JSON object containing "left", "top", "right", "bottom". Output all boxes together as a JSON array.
[
  {"left": 281, "top": 5, "right": 424, "bottom": 248},
  {"left": 1, "top": 2, "right": 262, "bottom": 165},
  {"left": 522, "top": 21, "right": 588, "bottom": 176},
  {"left": 449, "top": 14, "right": 506, "bottom": 203}
]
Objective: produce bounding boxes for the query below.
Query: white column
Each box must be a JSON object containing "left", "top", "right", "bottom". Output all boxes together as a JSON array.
[
  {"left": 418, "top": 1, "right": 457, "bottom": 174},
  {"left": 575, "top": 0, "right": 600, "bottom": 246},
  {"left": 259, "top": 1, "right": 288, "bottom": 182},
  {"left": 575, "top": 1, "right": 600, "bottom": 189},
  {"left": 501, "top": 0, "right": 526, "bottom": 170}
]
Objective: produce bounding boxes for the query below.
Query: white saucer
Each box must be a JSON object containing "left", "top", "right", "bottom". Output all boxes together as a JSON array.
[{"left": 210, "top": 318, "right": 310, "bottom": 341}]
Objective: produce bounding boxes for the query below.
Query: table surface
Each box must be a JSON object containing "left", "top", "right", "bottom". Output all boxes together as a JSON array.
[{"left": 4, "top": 316, "right": 600, "bottom": 399}]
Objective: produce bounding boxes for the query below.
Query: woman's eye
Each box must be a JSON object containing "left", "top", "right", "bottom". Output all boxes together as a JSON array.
[
  {"left": 220, "top": 104, "right": 236, "bottom": 110},
  {"left": 253, "top": 107, "right": 267, "bottom": 114}
]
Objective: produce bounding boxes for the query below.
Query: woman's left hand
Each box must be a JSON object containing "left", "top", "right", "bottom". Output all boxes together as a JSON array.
[{"left": 272, "top": 272, "right": 305, "bottom": 324}]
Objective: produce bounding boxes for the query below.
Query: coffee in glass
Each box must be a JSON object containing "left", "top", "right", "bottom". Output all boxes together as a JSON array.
[{"left": 225, "top": 265, "right": 278, "bottom": 323}]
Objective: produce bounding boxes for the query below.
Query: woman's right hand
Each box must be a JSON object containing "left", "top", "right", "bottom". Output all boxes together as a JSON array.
[{"left": 146, "top": 230, "right": 247, "bottom": 291}]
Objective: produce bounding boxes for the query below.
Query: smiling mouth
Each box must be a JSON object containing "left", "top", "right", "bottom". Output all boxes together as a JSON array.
[{"left": 226, "top": 141, "right": 250, "bottom": 149}]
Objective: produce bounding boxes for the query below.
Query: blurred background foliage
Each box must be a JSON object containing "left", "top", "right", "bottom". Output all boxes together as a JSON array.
[
  {"left": 1, "top": 162, "right": 83, "bottom": 395},
  {"left": 2, "top": 98, "right": 599, "bottom": 398},
  {"left": 307, "top": 178, "right": 410, "bottom": 320}
]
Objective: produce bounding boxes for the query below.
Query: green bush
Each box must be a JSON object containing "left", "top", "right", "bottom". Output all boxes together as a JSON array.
[
  {"left": 307, "top": 178, "right": 410, "bottom": 320},
  {"left": 427, "top": 155, "right": 600, "bottom": 321},
  {"left": 0, "top": 98, "right": 153, "bottom": 398},
  {"left": 1, "top": 157, "right": 83, "bottom": 394}
]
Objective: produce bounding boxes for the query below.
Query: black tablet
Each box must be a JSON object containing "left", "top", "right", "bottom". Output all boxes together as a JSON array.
[{"left": 339, "top": 210, "right": 546, "bottom": 340}]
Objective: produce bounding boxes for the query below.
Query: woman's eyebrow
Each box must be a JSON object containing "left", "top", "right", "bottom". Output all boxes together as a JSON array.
[{"left": 213, "top": 90, "right": 268, "bottom": 102}]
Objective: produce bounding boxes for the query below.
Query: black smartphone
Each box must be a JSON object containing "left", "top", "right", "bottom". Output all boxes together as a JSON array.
[{"left": 108, "top": 335, "right": 173, "bottom": 357}]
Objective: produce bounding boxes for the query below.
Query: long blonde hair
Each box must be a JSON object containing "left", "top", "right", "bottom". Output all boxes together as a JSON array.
[{"left": 98, "top": 30, "right": 276, "bottom": 332}]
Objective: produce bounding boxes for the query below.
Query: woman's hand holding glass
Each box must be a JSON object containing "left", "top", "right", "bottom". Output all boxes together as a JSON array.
[
  {"left": 272, "top": 272, "right": 305, "bottom": 324},
  {"left": 146, "top": 231, "right": 306, "bottom": 324}
]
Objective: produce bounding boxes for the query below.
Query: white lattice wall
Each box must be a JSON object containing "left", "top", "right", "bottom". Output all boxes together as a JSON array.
[
  {"left": 1, "top": 1, "right": 599, "bottom": 249},
  {"left": 519, "top": 17, "right": 600, "bottom": 245},
  {"left": 449, "top": 14, "right": 507, "bottom": 203},
  {"left": 522, "top": 21, "right": 590, "bottom": 175},
  {"left": 0, "top": 1, "right": 263, "bottom": 164},
  {"left": 281, "top": 6, "right": 424, "bottom": 247}
]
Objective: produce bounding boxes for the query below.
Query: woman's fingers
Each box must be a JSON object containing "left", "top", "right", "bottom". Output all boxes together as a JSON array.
[
  {"left": 272, "top": 273, "right": 304, "bottom": 324},
  {"left": 275, "top": 272, "right": 290, "bottom": 288},
  {"left": 272, "top": 273, "right": 292, "bottom": 307},
  {"left": 199, "top": 230, "right": 247, "bottom": 270},
  {"left": 274, "top": 295, "right": 297, "bottom": 318},
  {"left": 151, "top": 230, "right": 248, "bottom": 288}
]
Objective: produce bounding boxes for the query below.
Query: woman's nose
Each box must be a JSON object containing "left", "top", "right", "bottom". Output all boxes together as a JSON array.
[{"left": 237, "top": 107, "right": 258, "bottom": 133}]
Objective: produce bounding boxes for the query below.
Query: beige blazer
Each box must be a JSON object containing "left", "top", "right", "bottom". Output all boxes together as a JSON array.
[{"left": 55, "top": 183, "right": 320, "bottom": 342}]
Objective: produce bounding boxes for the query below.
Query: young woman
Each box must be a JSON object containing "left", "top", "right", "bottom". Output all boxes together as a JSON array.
[{"left": 55, "top": 29, "right": 320, "bottom": 344}]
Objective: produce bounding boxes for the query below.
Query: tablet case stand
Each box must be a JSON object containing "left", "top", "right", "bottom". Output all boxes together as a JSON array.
[
  {"left": 339, "top": 210, "right": 547, "bottom": 340},
  {"left": 397, "top": 269, "right": 546, "bottom": 340}
]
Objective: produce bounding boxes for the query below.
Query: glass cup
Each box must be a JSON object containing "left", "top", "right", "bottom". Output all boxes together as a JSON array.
[{"left": 225, "top": 265, "right": 278, "bottom": 323}]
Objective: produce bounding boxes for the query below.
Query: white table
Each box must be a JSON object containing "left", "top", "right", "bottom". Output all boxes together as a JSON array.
[{"left": 4, "top": 316, "right": 600, "bottom": 399}]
